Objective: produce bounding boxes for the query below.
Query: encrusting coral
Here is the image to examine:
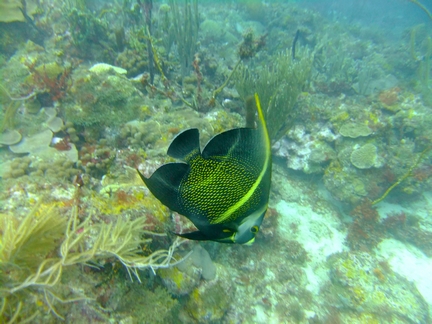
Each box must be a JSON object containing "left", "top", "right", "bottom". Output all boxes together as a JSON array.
[
  {"left": 350, "top": 143, "right": 378, "bottom": 169},
  {"left": 339, "top": 123, "right": 373, "bottom": 138}
]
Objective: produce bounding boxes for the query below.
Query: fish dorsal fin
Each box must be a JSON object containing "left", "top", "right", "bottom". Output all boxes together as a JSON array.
[
  {"left": 137, "top": 163, "right": 189, "bottom": 214},
  {"left": 167, "top": 128, "right": 200, "bottom": 161},
  {"left": 201, "top": 93, "right": 269, "bottom": 161},
  {"left": 202, "top": 128, "right": 252, "bottom": 159}
]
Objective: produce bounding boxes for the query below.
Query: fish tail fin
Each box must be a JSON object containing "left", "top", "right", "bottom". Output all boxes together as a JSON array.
[{"left": 167, "top": 128, "right": 200, "bottom": 161}]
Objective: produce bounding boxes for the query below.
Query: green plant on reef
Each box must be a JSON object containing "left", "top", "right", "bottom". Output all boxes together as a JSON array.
[
  {"left": 410, "top": 25, "right": 432, "bottom": 105},
  {"left": 64, "top": 5, "right": 110, "bottom": 54},
  {"left": 64, "top": 0, "right": 86, "bottom": 11},
  {"left": 314, "top": 38, "right": 357, "bottom": 86},
  {"left": 168, "top": 0, "right": 199, "bottom": 81},
  {"left": 372, "top": 146, "right": 431, "bottom": 205},
  {"left": 0, "top": 199, "right": 188, "bottom": 321},
  {"left": 235, "top": 49, "right": 313, "bottom": 142},
  {"left": 0, "top": 203, "right": 69, "bottom": 321},
  {"left": 155, "top": 3, "right": 176, "bottom": 58},
  {"left": 418, "top": 37, "right": 432, "bottom": 104}
]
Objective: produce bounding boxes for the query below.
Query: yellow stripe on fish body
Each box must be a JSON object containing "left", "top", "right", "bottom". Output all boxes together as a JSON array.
[
  {"left": 214, "top": 93, "right": 271, "bottom": 224},
  {"left": 180, "top": 154, "right": 262, "bottom": 224}
]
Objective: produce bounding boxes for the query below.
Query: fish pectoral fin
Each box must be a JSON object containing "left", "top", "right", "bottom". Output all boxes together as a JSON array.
[
  {"left": 167, "top": 128, "right": 200, "bottom": 161},
  {"left": 137, "top": 163, "right": 189, "bottom": 213}
]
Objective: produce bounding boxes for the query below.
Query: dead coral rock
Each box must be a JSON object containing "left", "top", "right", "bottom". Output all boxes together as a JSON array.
[
  {"left": 339, "top": 123, "right": 372, "bottom": 138},
  {"left": 183, "top": 264, "right": 233, "bottom": 322}
]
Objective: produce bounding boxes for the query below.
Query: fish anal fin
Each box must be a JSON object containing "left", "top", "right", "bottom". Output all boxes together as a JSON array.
[
  {"left": 175, "top": 230, "right": 235, "bottom": 243},
  {"left": 167, "top": 128, "right": 200, "bottom": 161},
  {"left": 175, "top": 230, "right": 212, "bottom": 241}
]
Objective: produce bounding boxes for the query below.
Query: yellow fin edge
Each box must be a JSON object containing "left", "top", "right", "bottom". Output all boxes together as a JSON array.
[{"left": 214, "top": 93, "right": 271, "bottom": 224}]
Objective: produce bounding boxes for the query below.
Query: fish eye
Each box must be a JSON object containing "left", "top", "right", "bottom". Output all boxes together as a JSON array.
[{"left": 251, "top": 225, "right": 259, "bottom": 233}]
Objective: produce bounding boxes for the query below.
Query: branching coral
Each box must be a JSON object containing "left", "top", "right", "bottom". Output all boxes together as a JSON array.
[
  {"left": 0, "top": 199, "right": 188, "bottom": 322},
  {"left": 235, "top": 49, "right": 313, "bottom": 142},
  {"left": 410, "top": 25, "right": 432, "bottom": 104},
  {"left": 372, "top": 146, "right": 431, "bottom": 205},
  {"left": 60, "top": 210, "right": 186, "bottom": 281},
  {"left": 0, "top": 203, "right": 68, "bottom": 321},
  {"left": 408, "top": 0, "right": 432, "bottom": 20},
  {"left": 25, "top": 61, "right": 72, "bottom": 103},
  {"left": 169, "top": 0, "right": 199, "bottom": 80}
]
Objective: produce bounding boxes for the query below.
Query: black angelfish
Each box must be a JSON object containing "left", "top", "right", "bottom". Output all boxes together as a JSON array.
[{"left": 138, "top": 94, "right": 272, "bottom": 244}]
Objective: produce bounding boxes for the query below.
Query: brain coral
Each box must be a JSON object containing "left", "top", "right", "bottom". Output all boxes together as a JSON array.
[
  {"left": 350, "top": 143, "right": 377, "bottom": 169},
  {"left": 339, "top": 123, "right": 372, "bottom": 138}
]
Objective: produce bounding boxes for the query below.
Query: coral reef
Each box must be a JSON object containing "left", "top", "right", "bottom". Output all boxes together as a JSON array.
[
  {"left": 273, "top": 123, "right": 337, "bottom": 173},
  {"left": 325, "top": 252, "right": 429, "bottom": 323},
  {"left": 63, "top": 65, "right": 145, "bottom": 127},
  {"left": 0, "top": 200, "right": 186, "bottom": 322},
  {"left": 1, "top": 0, "right": 432, "bottom": 322},
  {"left": 116, "top": 48, "right": 148, "bottom": 77}
]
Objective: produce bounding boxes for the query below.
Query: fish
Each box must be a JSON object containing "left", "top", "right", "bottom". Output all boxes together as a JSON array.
[
  {"left": 291, "top": 29, "right": 300, "bottom": 60},
  {"left": 137, "top": 93, "right": 272, "bottom": 244}
]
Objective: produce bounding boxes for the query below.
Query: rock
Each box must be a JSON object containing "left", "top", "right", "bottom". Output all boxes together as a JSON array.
[
  {"left": 184, "top": 264, "right": 233, "bottom": 322},
  {"left": 0, "top": 130, "right": 22, "bottom": 145},
  {"left": 9, "top": 129, "right": 53, "bottom": 154},
  {"left": 158, "top": 263, "right": 201, "bottom": 296},
  {"left": 189, "top": 245, "right": 216, "bottom": 281},
  {"left": 89, "top": 63, "right": 127, "bottom": 75}
]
